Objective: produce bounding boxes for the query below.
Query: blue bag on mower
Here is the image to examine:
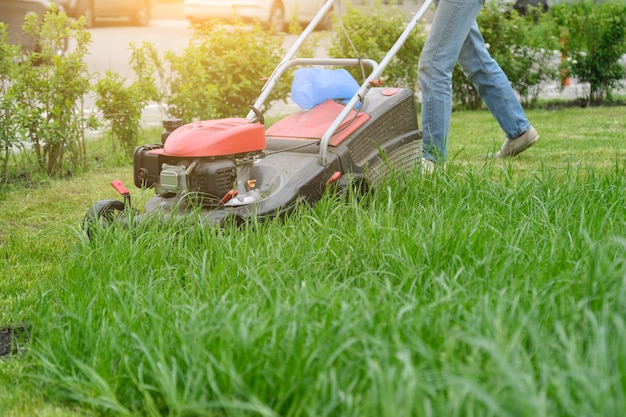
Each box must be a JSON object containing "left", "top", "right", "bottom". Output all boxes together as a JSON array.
[{"left": 291, "top": 68, "right": 360, "bottom": 109}]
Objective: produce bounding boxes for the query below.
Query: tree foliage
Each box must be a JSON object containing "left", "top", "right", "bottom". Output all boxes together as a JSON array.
[
  {"left": 549, "top": 0, "right": 626, "bottom": 105},
  {"left": 329, "top": 0, "right": 426, "bottom": 90}
]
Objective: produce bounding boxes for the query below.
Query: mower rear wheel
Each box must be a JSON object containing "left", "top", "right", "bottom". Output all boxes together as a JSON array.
[{"left": 83, "top": 199, "right": 126, "bottom": 239}]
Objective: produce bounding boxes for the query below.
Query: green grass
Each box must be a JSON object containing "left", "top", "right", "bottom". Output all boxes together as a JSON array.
[{"left": 1, "top": 107, "right": 626, "bottom": 416}]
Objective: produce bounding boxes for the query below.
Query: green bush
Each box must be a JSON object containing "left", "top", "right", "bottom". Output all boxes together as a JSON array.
[
  {"left": 453, "top": 3, "right": 560, "bottom": 109},
  {"left": 481, "top": 5, "right": 560, "bottom": 107},
  {"left": 5, "top": 7, "right": 96, "bottom": 178},
  {"left": 0, "top": 26, "right": 23, "bottom": 183},
  {"left": 159, "top": 42, "right": 220, "bottom": 124},
  {"left": 329, "top": 1, "right": 426, "bottom": 90},
  {"left": 169, "top": 21, "right": 289, "bottom": 121},
  {"left": 549, "top": 0, "right": 626, "bottom": 105},
  {"left": 94, "top": 43, "right": 161, "bottom": 155},
  {"left": 123, "top": 21, "right": 290, "bottom": 124}
]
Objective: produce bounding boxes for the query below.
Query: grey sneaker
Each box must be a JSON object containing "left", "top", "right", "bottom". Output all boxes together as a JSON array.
[
  {"left": 421, "top": 158, "right": 447, "bottom": 175},
  {"left": 495, "top": 126, "right": 540, "bottom": 158},
  {"left": 421, "top": 158, "right": 435, "bottom": 175}
]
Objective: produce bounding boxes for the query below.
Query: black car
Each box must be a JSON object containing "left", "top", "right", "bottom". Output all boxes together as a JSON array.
[
  {"left": 0, "top": 0, "right": 67, "bottom": 53},
  {"left": 55, "top": 0, "right": 152, "bottom": 27}
]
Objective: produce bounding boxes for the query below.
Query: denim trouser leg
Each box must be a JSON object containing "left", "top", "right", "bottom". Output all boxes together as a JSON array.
[
  {"left": 418, "top": 0, "right": 530, "bottom": 162},
  {"left": 458, "top": 23, "right": 530, "bottom": 140}
]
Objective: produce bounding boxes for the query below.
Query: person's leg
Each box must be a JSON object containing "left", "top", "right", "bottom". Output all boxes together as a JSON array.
[
  {"left": 457, "top": 21, "right": 531, "bottom": 139},
  {"left": 418, "top": 0, "right": 484, "bottom": 163}
]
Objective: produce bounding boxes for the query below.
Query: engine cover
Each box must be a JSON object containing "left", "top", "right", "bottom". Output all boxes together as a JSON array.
[{"left": 150, "top": 118, "right": 266, "bottom": 158}]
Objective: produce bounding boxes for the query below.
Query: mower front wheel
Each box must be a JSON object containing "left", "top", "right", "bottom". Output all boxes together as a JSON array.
[
  {"left": 83, "top": 199, "right": 126, "bottom": 239},
  {"left": 334, "top": 174, "right": 371, "bottom": 203}
]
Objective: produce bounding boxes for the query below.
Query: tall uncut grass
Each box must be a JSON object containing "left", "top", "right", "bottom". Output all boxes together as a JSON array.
[{"left": 29, "top": 161, "right": 626, "bottom": 417}]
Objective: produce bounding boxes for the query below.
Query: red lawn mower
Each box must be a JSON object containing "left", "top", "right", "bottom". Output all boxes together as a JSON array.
[{"left": 84, "top": 0, "right": 434, "bottom": 235}]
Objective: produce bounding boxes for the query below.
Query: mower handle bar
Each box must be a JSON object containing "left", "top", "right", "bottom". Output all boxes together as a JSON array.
[{"left": 246, "top": 0, "right": 435, "bottom": 166}]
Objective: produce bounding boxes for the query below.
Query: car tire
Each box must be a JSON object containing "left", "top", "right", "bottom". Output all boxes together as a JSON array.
[
  {"left": 77, "top": 0, "right": 95, "bottom": 28},
  {"left": 318, "top": 7, "right": 333, "bottom": 31},
  {"left": 131, "top": 0, "right": 150, "bottom": 26},
  {"left": 268, "top": 1, "right": 285, "bottom": 32},
  {"left": 514, "top": 0, "right": 548, "bottom": 14}
]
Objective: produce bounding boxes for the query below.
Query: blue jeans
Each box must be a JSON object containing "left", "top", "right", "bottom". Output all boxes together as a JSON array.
[{"left": 418, "top": 0, "right": 531, "bottom": 162}]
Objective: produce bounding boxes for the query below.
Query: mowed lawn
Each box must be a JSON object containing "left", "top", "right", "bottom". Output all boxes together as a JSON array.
[{"left": 1, "top": 105, "right": 625, "bottom": 417}]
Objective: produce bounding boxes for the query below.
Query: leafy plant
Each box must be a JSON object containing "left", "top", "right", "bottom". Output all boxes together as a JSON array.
[
  {"left": 160, "top": 44, "right": 220, "bottom": 123},
  {"left": 13, "top": 6, "right": 95, "bottom": 177},
  {"left": 549, "top": 0, "right": 626, "bottom": 105},
  {"left": 481, "top": 4, "right": 560, "bottom": 107},
  {"left": 94, "top": 42, "right": 161, "bottom": 155},
  {"left": 329, "top": 0, "right": 426, "bottom": 89},
  {"left": 173, "top": 21, "right": 289, "bottom": 120},
  {"left": 0, "top": 25, "right": 23, "bottom": 183},
  {"left": 453, "top": 3, "right": 560, "bottom": 109}
]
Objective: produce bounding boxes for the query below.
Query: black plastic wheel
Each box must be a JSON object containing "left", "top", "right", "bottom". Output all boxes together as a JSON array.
[
  {"left": 83, "top": 199, "right": 126, "bottom": 239},
  {"left": 333, "top": 174, "right": 371, "bottom": 203}
]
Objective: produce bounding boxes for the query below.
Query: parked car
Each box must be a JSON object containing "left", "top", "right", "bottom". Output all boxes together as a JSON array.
[
  {"left": 182, "top": 0, "right": 337, "bottom": 31},
  {"left": 54, "top": 0, "right": 152, "bottom": 28},
  {"left": 0, "top": 0, "right": 68, "bottom": 54}
]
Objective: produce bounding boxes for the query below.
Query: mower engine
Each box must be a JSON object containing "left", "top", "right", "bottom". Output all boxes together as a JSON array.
[{"left": 133, "top": 118, "right": 266, "bottom": 207}]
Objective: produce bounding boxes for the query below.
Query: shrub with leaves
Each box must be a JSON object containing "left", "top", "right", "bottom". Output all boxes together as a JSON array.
[
  {"left": 480, "top": 4, "right": 559, "bottom": 107},
  {"left": 160, "top": 45, "right": 220, "bottom": 123},
  {"left": 173, "top": 21, "right": 289, "bottom": 120},
  {"left": 453, "top": 3, "right": 560, "bottom": 109},
  {"left": 549, "top": 0, "right": 626, "bottom": 106},
  {"left": 0, "top": 26, "right": 23, "bottom": 183},
  {"left": 12, "top": 6, "right": 95, "bottom": 177},
  {"left": 126, "top": 20, "right": 290, "bottom": 124},
  {"left": 329, "top": 0, "right": 426, "bottom": 90},
  {"left": 94, "top": 42, "right": 161, "bottom": 155},
  {"left": 94, "top": 72, "right": 148, "bottom": 156}
]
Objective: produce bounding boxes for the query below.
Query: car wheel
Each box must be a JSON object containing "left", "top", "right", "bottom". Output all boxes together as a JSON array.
[
  {"left": 514, "top": 0, "right": 548, "bottom": 14},
  {"left": 318, "top": 7, "right": 333, "bottom": 31},
  {"left": 268, "top": 1, "right": 285, "bottom": 32},
  {"left": 77, "top": 0, "right": 95, "bottom": 28},
  {"left": 131, "top": 0, "right": 151, "bottom": 26}
]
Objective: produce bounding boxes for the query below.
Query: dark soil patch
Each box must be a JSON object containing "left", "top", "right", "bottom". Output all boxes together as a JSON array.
[{"left": 0, "top": 324, "right": 31, "bottom": 357}]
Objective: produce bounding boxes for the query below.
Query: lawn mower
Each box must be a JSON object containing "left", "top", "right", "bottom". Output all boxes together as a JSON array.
[{"left": 84, "top": 0, "right": 434, "bottom": 235}]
